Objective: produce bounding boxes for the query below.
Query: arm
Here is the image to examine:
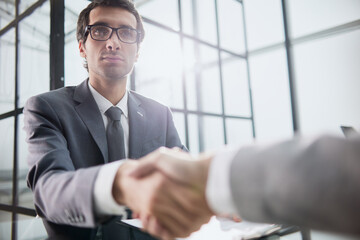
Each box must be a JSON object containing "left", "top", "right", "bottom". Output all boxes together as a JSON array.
[
  {"left": 24, "top": 95, "right": 101, "bottom": 227},
  {"left": 165, "top": 107, "right": 187, "bottom": 151},
  {"left": 229, "top": 135, "right": 360, "bottom": 235}
]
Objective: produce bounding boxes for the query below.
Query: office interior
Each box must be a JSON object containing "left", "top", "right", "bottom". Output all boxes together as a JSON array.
[{"left": 0, "top": 0, "right": 359, "bottom": 239}]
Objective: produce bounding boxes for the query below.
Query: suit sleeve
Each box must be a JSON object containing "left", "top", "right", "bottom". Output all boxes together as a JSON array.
[
  {"left": 228, "top": 135, "right": 360, "bottom": 235},
  {"left": 165, "top": 107, "right": 188, "bottom": 151},
  {"left": 24, "top": 95, "right": 101, "bottom": 227}
]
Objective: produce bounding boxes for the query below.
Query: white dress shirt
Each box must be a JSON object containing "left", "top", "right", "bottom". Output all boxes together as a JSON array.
[
  {"left": 206, "top": 146, "right": 239, "bottom": 215},
  {"left": 88, "top": 81, "right": 130, "bottom": 217}
]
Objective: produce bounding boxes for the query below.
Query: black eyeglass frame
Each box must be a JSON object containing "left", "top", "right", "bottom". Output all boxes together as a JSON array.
[{"left": 84, "top": 24, "right": 141, "bottom": 44}]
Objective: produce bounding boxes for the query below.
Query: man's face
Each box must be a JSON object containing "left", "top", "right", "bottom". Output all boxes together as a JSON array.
[{"left": 79, "top": 6, "right": 139, "bottom": 82}]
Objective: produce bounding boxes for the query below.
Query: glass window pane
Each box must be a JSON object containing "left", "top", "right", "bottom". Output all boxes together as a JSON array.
[
  {"left": 244, "top": 0, "right": 284, "bottom": 50},
  {"left": 0, "top": 28, "right": 15, "bottom": 114},
  {"left": 135, "top": 0, "right": 179, "bottom": 30},
  {"left": 183, "top": 39, "right": 197, "bottom": 111},
  {"left": 188, "top": 114, "right": 199, "bottom": 154},
  {"left": 20, "top": 0, "right": 39, "bottom": 14},
  {"left": 65, "top": 37, "right": 88, "bottom": 86},
  {"left": 17, "top": 214, "right": 47, "bottom": 239},
  {"left": 18, "top": 1, "right": 50, "bottom": 107},
  {"left": 0, "top": 211, "right": 11, "bottom": 240},
  {"left": 218, "top": 0, "right": 245, "bottom": 54},
  {"left": 0, "top": 1, "right": 15, "bottom": 28},
  {"left": 64, "top": 0, "right": 89, "bottom": 86},
  {"left": 226, "top": 118, "right": 254, "bottom": 146},
  {"left": 172, "top": 112, "right": 186, "bottom": 147},
  {"left": 0, "top": 117, "right": 14, "bottom": 205},
  {"left": 288, "top": 0, "right": 360, "bottom": 38},
  {"left": 18, "top": 114, "right": 33, "bottom": 208},
  {"left": 181, "top": 0, "right": 194, "bottom": 36},
  {"left": 135, "top": 24, "right": 183, "bottom": 109},
  {"left": 65, "top": 0, "right": 88, "bottom": 18},
  {"left": 203, "top": 116, "right": 224, "bottom": 151},
  {"left": 222, "top": 53, "right": 250, "bottom": 117},
  {"left": 198, "top": 45, "right": 222, "bottom": 114},
  {"left": 185, "top": 72, "right": 197, "bottom": 111},
  {"left": 294, "top": 29, "right": 360, "bottom": 135},
  {"left": 249, "top": 48, "right": 293, "bottom": 141},
  {"left": 195, "top": 0, "right": 217, "bottom": 45}
]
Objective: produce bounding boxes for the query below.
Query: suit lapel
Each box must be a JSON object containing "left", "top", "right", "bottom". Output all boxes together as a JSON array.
[
  {"left": 128, "top": 92, "right": 146, "bottom": 159},
  {"left": 74, "top": 80, "right": 109, "bottom": 163}
]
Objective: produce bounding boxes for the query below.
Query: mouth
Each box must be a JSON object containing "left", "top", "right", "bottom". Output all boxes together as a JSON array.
[{"left": 101, "top": 55, "right": 124, "bottom": 63}]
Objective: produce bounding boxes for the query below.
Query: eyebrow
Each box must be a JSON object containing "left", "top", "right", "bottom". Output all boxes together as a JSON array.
[{"left": 91, "top": 21, "right": 136, "bottom": 29}]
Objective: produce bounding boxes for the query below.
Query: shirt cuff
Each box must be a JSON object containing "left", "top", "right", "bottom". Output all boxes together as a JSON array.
[
  {"left": 206, "top": 146, "right": 239, "bottom": 215},
  {"left": 93, "top": 160, "right": 128, "bottom": 218}
]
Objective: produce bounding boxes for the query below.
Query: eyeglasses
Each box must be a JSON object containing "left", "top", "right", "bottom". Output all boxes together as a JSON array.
[{"left": 84, "top": 24, "right": 140, "bottom": 44}]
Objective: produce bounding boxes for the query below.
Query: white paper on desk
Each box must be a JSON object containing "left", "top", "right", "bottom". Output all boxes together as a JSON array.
[
  {"left": 216, "top": 217, "right": 281, "bottom": 240},
  {"left": 122, "top": 217, "right": 281, "bottom": 240},
  {"left": 122, "top": 219, "right": 143, "bottom": 228}
]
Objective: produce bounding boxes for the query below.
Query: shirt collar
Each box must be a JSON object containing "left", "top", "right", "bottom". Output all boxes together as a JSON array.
[{"left": 88, "top": 80, "right": 128, "bottom": 119}]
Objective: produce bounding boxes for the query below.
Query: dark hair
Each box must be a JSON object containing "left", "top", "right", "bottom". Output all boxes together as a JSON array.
[{"left": 76, "top": 0, "right": 145, "bottom": 44}]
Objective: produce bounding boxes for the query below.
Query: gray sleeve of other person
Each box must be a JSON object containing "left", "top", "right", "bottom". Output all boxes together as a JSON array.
[{"left": 229, "top": 134, "right": 360, "bottom": 236}]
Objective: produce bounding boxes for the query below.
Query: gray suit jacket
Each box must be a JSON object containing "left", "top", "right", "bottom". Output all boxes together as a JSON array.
[
  {"left": 24, "top": 79, "right": 186, "bottom": 239},
  {"left": 229, "top": 134, "right": 360, "bottom": 236}
]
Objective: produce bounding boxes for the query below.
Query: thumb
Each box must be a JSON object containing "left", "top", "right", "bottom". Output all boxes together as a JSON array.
[{"left": 129, "top": 161, "right": 157, "bottom": 178}]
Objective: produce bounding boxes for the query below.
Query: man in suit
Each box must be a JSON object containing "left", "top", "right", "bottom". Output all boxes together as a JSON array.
[
  {"left": 23, "top": 0, "right": 186, "bottom": 239},
  {"left": 129, "top": 134, "right": 360, "bottom": 239}
]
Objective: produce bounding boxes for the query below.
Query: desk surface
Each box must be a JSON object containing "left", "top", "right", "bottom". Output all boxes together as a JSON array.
[{"left": 1, "top": 214, "right": 358, "bottom": 240}]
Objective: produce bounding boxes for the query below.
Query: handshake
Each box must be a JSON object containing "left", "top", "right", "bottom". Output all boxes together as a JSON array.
[{"left": 112, "top": 147, "right": 218, "bottom": 239}]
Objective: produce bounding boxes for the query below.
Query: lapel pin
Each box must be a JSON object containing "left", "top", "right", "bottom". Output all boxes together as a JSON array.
[{"left": 137, "top": 111, "right": 144, "bottom": 117}]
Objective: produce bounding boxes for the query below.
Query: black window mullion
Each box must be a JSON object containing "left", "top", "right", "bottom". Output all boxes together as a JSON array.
[
  {"left": 214, "top": 0, "right": 227, "bottom": 145},
  {"left": 0, "top": 0, "right": 48, "bottom": 38},
  {"left": 177, "top": 0, "right": 190, "bottom": 149},
  {"left": 281, "top": 0, "right": 299, "bottom": 133},
  {"left": 12, "top": 0, "right": 20, "bottom": 237},
  {"left": 241, "top": 0, "right": 256, "bottom": 139},
  {"left": 191, "top": 0, "right": 204, "bottom": 152},
  {"left": 50, "top": 0, "right": 64, "bottom": 90}
]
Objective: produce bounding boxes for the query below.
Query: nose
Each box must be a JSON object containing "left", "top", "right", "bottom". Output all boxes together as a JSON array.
[{"left": 106, "top": 31, "right": 121, "bottom": 51}]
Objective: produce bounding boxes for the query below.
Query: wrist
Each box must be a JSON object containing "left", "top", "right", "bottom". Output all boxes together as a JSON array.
[
  {"left": 197, "top": 152, "right": 214, "bottom": 189},
  {"left": 196, "top": 152, "right": 215, "bottom": 215},
  {"left": 112, "top": 163, "right": 129, "bottom": 205}
]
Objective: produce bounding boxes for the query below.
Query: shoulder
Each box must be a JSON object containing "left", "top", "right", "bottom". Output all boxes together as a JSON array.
[
  {"left": 37, "top": 86, "right": 75, "bottom": 100},
  {"left": 25, "top": 86, "right": 76, "bottom": 110},
  {"left": 129, "top": 90, "right": 169, "bottom": 110}
]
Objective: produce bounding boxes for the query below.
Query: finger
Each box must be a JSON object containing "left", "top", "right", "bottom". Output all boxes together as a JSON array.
[
  {"left": 162, "top": 181, "right": 212, "bottom": 232},
  {"left": 129, "top": 161, "right": 158, "bottom": 178},
  {"left": 171, "top": 147, "right": 182, "bottom": 152},
  {"left": 165, "top": 180, "right": 205, "bottom": 214},
  {"left": 140, "top": 214, "right": 151, "bottom": 233},
  {"left": 152, "top": 201, "right": 198, "bottom": 238},
  {"left": 144, "top": 216, "right": 169, "bottom": 239},
  {"left": 153, "top": 212, "right": 188, "bottom": 238},
  {"left": 129, "top": 149, "right": 164, "bottom": 178},
  {"left": 132, "top": 212, "right": 140, "bottom": 219},
  {"left": 232, "top": 215, "right": 242, "bottom": 222}
]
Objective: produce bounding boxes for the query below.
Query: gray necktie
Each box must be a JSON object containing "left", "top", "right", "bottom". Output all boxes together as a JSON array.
[{"left": 105, "top": 106, "right": 125, "bottom": 162}]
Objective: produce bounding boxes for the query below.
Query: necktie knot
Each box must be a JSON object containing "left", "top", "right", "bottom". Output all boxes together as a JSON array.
[{"left": 105, "top": 107, "right": 122, "bottom": 121}]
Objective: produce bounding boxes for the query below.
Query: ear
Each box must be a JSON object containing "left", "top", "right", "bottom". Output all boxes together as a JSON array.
[
  {"left": 79, "top": 40, "right": 86, "bottom": 58},
  {"left": 134, "top": 51, "right": 139, "bottom": 62}
]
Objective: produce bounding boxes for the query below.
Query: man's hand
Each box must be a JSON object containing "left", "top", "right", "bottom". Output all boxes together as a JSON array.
[
  {"left": 126, "top": 148, "right": 215, "bottom": 239},
  {"left": 112, "top": 158, "right": 212, "bottom": 239},
  {"left": 130, "top": 147, "right": 213, "bottom": 190}
]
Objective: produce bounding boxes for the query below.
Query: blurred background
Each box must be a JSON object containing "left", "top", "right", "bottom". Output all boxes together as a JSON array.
[{"left": 0, "top": 0, "right": 359, "bottom": 239}]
